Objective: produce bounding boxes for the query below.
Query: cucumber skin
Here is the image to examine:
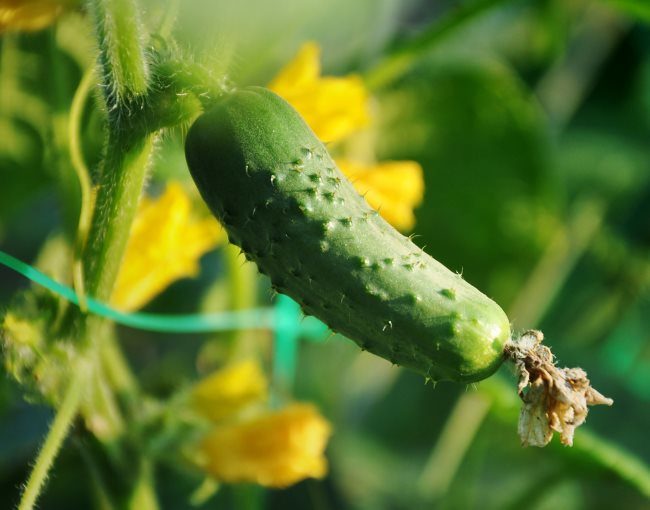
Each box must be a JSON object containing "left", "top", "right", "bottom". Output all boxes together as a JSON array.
[{"left": 185, "top": 86, "right": 510, "bottom": 383}]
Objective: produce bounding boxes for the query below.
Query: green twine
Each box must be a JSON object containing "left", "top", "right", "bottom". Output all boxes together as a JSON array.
[
  {"left": 273, "top": 295, "right": 302, "bottom": 391},
  {"left": 0, "top": 249, "right": 327, "bottom": 339}
]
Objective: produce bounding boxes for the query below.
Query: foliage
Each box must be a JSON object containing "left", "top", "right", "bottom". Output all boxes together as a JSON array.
[{"left": 1, "top": 0, "right": 649, "bottom": 509}]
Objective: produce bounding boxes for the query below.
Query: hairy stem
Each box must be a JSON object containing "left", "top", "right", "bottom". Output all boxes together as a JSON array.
[
  {"left": 83, "top": 0, "right": 157, "bottom": 304},
  {"left": 17, "top": 364, "right": 88, "bottom": 510},
  {"left": 76, "top": 132, "right": 155, "bottom": 442},
  {"left": 74, "top": 0, "right": 156, "bottom": 456},
  {"left": 87, "top": 0, "right": 150, "bottom": 105},
  {"left": 82, "top": 133, "right": 157, "bottom": 304}
]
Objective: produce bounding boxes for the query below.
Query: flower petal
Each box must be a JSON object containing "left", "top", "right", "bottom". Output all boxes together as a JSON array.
[
  {"left": 337, "top": 159, "right": 424, "bottom": 232},
  {"left": 199, "top": 403, "right": 332, "bottom": 488},
  {"left": 0, "top": 0, "right": 69, "bottom": 32},
  {"left": 269, "top": 42, "right": 370, "bottom": 143},
  {"left": 267, "top": 41, "right": 321, "bottom": 94},
  {"left": 111, "top": 182, "right": 225, "bottom": 311},
  {"left": 193, "top": 359, "right": 268, "bottom": 423}
]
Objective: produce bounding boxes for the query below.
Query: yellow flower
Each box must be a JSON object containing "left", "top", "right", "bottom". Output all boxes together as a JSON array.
[
  {"left": 0, "top": 0, "right": 71, "bottom": 31},
  {"left": 190, "top": 362, "right": 331, "bottom": 488},
  {"left": 269, "top": 42, "right": 370, "bottom": 143},
  {"left": 269, "top": 42, "right": 424, "bottom": 232},
  {"left": 111, "top": 182, "right": 225, "bottom": 311},
  {"left": 193, "top": 359, "right": 268, "bottom": 423},
  {"left": 199, "top": 403, "right": 331, "bottom": 488},
  {"left": 338, "top": 159, "right": 424, "bottom": 232}
]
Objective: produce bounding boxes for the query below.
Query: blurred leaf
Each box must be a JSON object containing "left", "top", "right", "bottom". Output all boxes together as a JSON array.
[
  {"left": 377, "top": 58, "right": 559, "bottom": 305},
  {"left": 603, "top": 0, "right": 650, "bottom": 22},
  {"left": 639, "top": 54, "right": 650, "bottom": 129},
  {"left": 330, "top": 431, "right": 422, "bottom": 510},
  {"left": 542, "top": 131, "right": 650, "bottom": 347},
  {"left": 0, "top": 119, "right": 49, "bottom": 229},
  {"left": 558, "top": 131, "right": 650, "bottom": 201}
]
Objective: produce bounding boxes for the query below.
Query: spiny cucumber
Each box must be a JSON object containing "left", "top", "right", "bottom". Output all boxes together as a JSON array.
[{"left": 185, "top": 86, "right": 511, "bottom": 383}]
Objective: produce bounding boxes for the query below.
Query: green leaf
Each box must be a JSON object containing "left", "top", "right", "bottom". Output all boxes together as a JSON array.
[
  {"left": 603, "top": 0, "right": 650, "bottom": 22},
  {"left": 377, "top": 58, "right": 558, "bottom": 305}
]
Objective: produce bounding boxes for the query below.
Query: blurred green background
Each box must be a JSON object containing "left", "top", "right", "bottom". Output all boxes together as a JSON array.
[{"left": 1, "top": 0, "right": 650, "bottom": 508}]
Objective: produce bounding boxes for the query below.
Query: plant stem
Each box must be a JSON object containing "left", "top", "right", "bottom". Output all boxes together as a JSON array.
[
  {"left": 156, "top": 0, "right": 181, "bottom": 39},
  {"left": 225, "top": 244, "right": 257, "bottom": 313},
  {"left": 82, "top": 132, "right": 157, "bottom": 304},
  {"left": 69, "top": 68, "right": 97, "bottom": 313},
  {"left": 575, "top": 429, "right": 650, "bottom": 499},
  {"left": 82, "top": 0, "right": 157, "bottom": 304},
  {"left": 46, "top": 26, "right": 82, "bottom": 239},
  {"left": 507, "top": 198, "right": 605, "bottom": 328},
  {"left": 128, "top": 459, "right": 160, "bottom": 510},
  {"left": 75, "top": 131, "right": 156, "bottom": 443},
  {"left": 83, "top": 359, "right": 126, "bottom": 444},
  {"left": 224, "top": 243, "right": 260, "bottom": 360},
  {"left": 76, "top": 438, "right": 118, "bottom": 510},
  {"left": 100, "top": 325, "right": 139, "bottom": 399},
  {"left": 87, "top": 0, "right": 150, "bottom": 104},
  {"left": 364, "top": 0, "right": 513, "bottom": 90},
  {"left": 416, "top": 392, "right": 491, "bottom": 499},
  {"left": 535, "top": 4, "right": 627, "bottom": 131},
  {"left": 17, "top": 364, "right": 88, "bottom": 510},
  {"left": 74, "top": 0, "right": 155, "bottom": 458}
]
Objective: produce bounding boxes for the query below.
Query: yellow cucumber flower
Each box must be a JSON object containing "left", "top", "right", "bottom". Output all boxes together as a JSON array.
[
  {"left": 269, "top": 42, "right": 425, "bottom": 231},
  {"left": 199, "top": 403, "right": 331, "bottom": 488},
  {"left": 0, "top": 0, "right": 71, "bottom": 31},
  {"left": 192, "top": 359, "right": 268, "bottom": 423},
  {"left": 111, "top": 182, "right": 225, "bottom": 311},
  {"left": 269, "top": 42, "right": 370, "bottom": 143},
  {"left": 338, "top": 159, "right": 424, "bottom": 232}
]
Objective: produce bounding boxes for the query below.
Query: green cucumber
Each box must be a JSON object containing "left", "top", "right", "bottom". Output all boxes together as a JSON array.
[{"left": 185, "top": 86, "right": 510, "bottom": 383}]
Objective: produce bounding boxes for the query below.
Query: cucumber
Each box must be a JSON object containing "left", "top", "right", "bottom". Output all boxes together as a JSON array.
[{"left": 185, "top": 86, "right": 511, "bottom": 383}]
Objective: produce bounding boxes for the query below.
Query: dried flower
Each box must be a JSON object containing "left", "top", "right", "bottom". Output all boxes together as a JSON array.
[{"left": 505, "top": 330, "right": 613, "bottom": 447}]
